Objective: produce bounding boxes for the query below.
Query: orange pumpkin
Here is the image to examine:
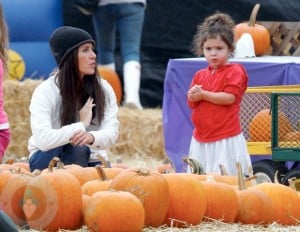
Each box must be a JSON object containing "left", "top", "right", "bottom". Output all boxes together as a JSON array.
[
  {"left": 109, "top": 168, "right": 170, "bottom": 227},
  {"left": 202, "top": 177, "right": 239, "bottom": 223},
  {"left": 234, "top": 4, "right": 270, "bottom": 56},
  {"left": 248, "top": 109, "right": 293, "bottom": 141},
  {"left": 98, "top": 67, "right": 122, "bottom": 105},
  {"left": 81, "top": 165, "right": 111, "bottom": 196},
  {"left": 284, "top": 131, "right": 300, "bottom": 142},
  {"left": 163, "top": 173, "right": 207, "bottom": 227},
  {"left": 103, "top": 167, "right": 125, "bottom": 179},
  {"left": 84, "top": 191, "right": 145, "bottom": 232},
  {"left": 235, "top": 162, "right": 273, "bottom": 225},
  {"left": 0, "top": 169, "right": 33, "bottom": 226},
  {"left": 23, "top": 159, "right": 83, "bottom": 231},
  {"left": 254, "top": 182, "right": 300, "bottom": 225}
]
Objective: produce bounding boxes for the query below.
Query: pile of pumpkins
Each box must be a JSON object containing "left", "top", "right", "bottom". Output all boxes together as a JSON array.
[{"left": 1, "top": 157, "right": 300, "bottom": 232}]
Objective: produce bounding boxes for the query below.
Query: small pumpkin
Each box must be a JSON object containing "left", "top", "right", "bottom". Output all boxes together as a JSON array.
[
  {"left": 234, "top": 4, "right": 270, "bottom": 56},
  {"left": 84, "top": 190, "right": 145, "bottom": 232},
  {"left": 81, "top": 165, "right": 111, "bottom": 196},
  {"left": 98, "top": 67, "right": 122, "bottom": 105}
]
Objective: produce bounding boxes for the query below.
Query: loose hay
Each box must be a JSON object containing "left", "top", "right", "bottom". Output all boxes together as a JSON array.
[
  {"left": 3, "top": 79, "right": 167, "bottom": 166},
  {"left": 18, "top": 221, "right": 300, "bottom": 231}
]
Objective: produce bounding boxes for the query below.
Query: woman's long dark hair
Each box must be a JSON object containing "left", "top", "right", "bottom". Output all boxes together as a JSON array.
[{"left": 55, "top": 48, "right": 105, "bottom": 126}]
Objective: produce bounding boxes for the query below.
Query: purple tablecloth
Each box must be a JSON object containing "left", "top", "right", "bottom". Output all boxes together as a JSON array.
[{"left": 162, "top": 56, "right": 300, "bottom": 172}]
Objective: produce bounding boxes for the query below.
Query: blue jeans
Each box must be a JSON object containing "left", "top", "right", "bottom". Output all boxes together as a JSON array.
[
  {"left": 29, "top": 144, "right": 91, "bottom": 172},
  {"left": 92, "top": 3, "right": 145, "bottom": 64}
]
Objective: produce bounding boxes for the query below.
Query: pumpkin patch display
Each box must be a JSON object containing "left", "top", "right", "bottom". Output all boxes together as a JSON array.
[{"left": 234, "top": 4, "right": 270, "bottom": 56}]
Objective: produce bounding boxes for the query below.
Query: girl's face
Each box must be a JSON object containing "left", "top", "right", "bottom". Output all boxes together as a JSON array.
[
  {"left": 78, "top": 43, "right": 96, "bottom": 78},
  {"left": 202, "top": 36, "right": 231, "bottom": 69}
]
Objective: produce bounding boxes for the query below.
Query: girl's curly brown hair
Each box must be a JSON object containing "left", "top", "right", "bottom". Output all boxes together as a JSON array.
[{"left": 191, "top": 12, "right": 235, "bottom": 57}]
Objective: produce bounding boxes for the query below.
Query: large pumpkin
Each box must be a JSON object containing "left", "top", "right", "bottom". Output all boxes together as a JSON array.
[
  {"left": 234, "top": 4, "right": 270, "bottom": 56},
  {"left": 163, "top": 173, "right": 207, "bottom": 227},
  {"left": 98, "top": 67, "right": 122, "bottom": 105},
  {"left": 248, "top": 109, "right": 293, "bottom": 141},
  {"left": 253, "top": 182, "right": 300, "bottom": 225},
  {"left": 109, "top": 168, "right": 169, "bottom": 227},
  {"left": 202, "top": 179, "right": 239, "bottom": 223},
  {"left": 235, "top": 162, "right": 274, "bottom": 225},
  {"left": 23, "top": 159, "right": 83, "bottom": 231}
]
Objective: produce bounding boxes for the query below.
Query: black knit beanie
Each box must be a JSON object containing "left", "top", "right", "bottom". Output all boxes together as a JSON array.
[{"left": 49, "top": 26, "right": 95, "bottom": 68}]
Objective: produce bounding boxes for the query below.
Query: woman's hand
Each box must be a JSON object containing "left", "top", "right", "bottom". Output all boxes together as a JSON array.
[
  {"left": 69, "top": 130, "right": 95, "bottom": 146},
  {"left": 79, "top": 97, "right": 95, "bottom": 128}
]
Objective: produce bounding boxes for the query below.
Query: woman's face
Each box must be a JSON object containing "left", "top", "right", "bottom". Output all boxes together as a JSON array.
[
  {"left": 78, "top": 43, "right": 96, "bottom": 78},
  {"left": 203, "top": 36, "right": 230, "bottom": 69}
]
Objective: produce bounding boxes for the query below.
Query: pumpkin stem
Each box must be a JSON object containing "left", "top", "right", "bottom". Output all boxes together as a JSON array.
[
  {"left": 96, "top": 153, "right": 109, "bottom": 168},
  {"left": 95, "top": 164, "right": 109, "bottom": 181},
  {"left": 288, "top": 177, "right": 297, "bottom": 190},
  {"left": 273, "top": 170, "right": 280, "bottom": 184},
  {"left": 47, "top": 156, "right": 61, "bottom": 172},
  {"left": 288, "top": 177, "right": 300, "bottom": 191},
  {"left": 136, "top": 168, "right": 150, "bottom": 176},
  {"left": 236, "top": 162, "right": 247, "bottom": 191},
  {"left": 219, "top": 164, "right": 228, "bottom": 175},
  {"left": 182, "top": 156, "right": 205, "bottom": 174},
  {"left": 248, "top": 3, "right": 260, "bottom": 27}
]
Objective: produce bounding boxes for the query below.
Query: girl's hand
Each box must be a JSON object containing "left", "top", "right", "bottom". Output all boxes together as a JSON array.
[
  {"left": 70, "top": 130, "right": 95, "bottom": 146},
  {"left": 79, "top": 97, "right": 95, "bottom": 128},
  {"left": 188, "top": 85, "right": 203, "bottom": 102}
]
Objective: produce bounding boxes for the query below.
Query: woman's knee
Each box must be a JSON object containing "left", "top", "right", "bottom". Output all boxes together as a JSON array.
[{"left": 62, "top": 145, "right": 91, "bottom": 167}]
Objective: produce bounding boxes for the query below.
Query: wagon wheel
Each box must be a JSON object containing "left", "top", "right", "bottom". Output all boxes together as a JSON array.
[
  {"left": 252, "top": 159, "right": 288, "bottom": 184},
  {"left": 282, "top": 168, "right": 300, "bottom": 186}
]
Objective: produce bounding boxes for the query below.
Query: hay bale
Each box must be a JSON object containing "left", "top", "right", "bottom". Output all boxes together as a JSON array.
[
  {"left": 108, "top": 107, "right": 166, "bottom": 166},
  {"left": 4, "top": 79, "right": 43, "bottom": 157},
  {"left": 3, "top": 79, "right": 166, "bottom": 164}
]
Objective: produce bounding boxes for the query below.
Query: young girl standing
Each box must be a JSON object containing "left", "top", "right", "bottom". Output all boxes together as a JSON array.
[{"left": 187, "top": 12, "right": 252, "bottom": 175}]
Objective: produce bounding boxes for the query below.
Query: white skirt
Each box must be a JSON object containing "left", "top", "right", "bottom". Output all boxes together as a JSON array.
[{"left": 188, "top": 133, "right": 252, "bottom": 176}]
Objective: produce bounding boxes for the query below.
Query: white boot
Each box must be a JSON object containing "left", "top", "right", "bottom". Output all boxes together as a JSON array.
[{"left": 123, "top": 60, "right": 142, "bottom": 109}]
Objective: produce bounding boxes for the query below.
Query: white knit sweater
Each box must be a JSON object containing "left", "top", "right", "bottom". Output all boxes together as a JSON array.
[{"left": 28, "top": 75, "right": 119, "bottom": 160}]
